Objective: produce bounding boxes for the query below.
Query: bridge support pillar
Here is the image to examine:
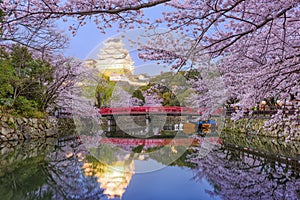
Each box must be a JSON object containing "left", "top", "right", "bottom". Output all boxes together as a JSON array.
[
  {"left": 145, "top": 114, "right": 151, "bottom": 125},
  {"left": 107, "top": 125, "right": 117, "bottom": 132},
  {"left": 107, "top": 115, "right": 116, "bottom": 126},
  {"left": 186, "top": 115, "right": 192, "bottom": 121}
]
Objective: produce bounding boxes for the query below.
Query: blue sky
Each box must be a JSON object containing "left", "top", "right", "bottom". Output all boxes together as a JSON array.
[
  {"left": 62, "top": 4, "right": 169, "bottom": 60},
  {"left": 59, "top": 4, "right": 171, "bottom": 76},
  {"left": 62, "top": 22, "right": 118, "bottom": 60},
  {"left": 59, "top": 4, "right": 219, "bottom": 76},
  {"left": 61, "top": 27, "right": 171, "bottom": 76}
]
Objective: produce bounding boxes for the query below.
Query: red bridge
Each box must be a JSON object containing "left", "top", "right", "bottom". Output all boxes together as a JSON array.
[{"left": 99, "top": 106, "right": 202, "bottom": 116}]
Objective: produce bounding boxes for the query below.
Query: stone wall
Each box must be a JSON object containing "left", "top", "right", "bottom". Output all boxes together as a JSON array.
[
  {"left": 223, "top": 118, "right": 300, "bottom": 141},
  {"left": 0, "top": 115, "right": 57, "bottom": 142},
  {"left": 56, "top": 118, "right": 76, "bottom": 137}
]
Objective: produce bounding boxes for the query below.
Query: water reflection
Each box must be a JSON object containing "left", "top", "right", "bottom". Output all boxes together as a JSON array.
[
  {"left": 0, "top": 139, "right": 104, "bottom": 200},
  {"left": 82, "top": 157, "right": 134, "bottom": 199},
  {"left": 0, "top": 135, "right": 299, "bottom": 200},
  {"left": 191, "top": 146, "right": 300, "bottom": 199}
]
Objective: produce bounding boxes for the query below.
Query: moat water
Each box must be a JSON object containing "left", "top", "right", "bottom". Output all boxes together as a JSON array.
[{"left": 0, "top": 131, "right": 299, "bottom": 200}]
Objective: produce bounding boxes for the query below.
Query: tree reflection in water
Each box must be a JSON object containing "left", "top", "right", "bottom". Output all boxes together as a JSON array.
[
  {"left": 190, "top": 142, "right": 300, "bottom": 200},
  {"left": 44, "top": 139, "right": 105, "bottom": 200},
  {"left": 0, "top": 139, "right": 106, "bottom": 200},
  {"left": 0, "top": 136, "right": 299, "bottom": 200}
]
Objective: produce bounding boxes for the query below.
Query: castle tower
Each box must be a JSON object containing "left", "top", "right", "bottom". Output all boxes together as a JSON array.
[{"left": 90, "top": 38, "right": 134, "bottom": 77}]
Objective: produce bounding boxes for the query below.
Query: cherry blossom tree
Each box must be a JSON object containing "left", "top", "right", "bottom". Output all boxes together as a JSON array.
[
  {"left": 187, "top": 64, "right": 227, "bottom": 120},
  {"left": 46, "top": 55, "right": 83, "bottom": 113},
  {"left": 143, "top": 87, "right": 163, "bottom": 106},
  {"left": 1, "top": 1, "right": 68, "bottom": 54},
  {"left": 109, "top": 86, "right": 143, "bottom": 108},
  {"left": 2, "top": 0, "right": 299, "bottom": 92},
  {"left": 141, "top": 0, "right": 299, "bottom": 134},
  {"left": 0, "top": 0, "right": 168, "bottom": 54},
  {"left": 2, "top": 0, "right": 299, "bottom": 133},
  {"left": 0, "top": 0, "right": 169, "bottom": 38}
]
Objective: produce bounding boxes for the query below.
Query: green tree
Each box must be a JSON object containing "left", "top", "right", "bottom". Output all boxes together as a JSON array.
[
  {"left": 0, "top": 45, "right": 55, "bottom": 116},
  {"left": 95, "top": 75, "right": 116, "bottom": 108},
  {"left": 161, "top": 91, "right": 180, "bottom": 106},
  {"left": 148, "top": 71, "right": 191, "bottom": 106},
  {"left": 9, "top": 45, "right": 54, "bottom": 114},
  {"left": 21, "top": 59, "right": 54, "bottom": 111},
  {"left": 0, "top": 48, "right": 15, "bottom": 110},
  {"left": 132, "top": 89, "right": 145, "bottom": 105},
  {"left": 0, "top": 52, "right": 15, "bottom": 100}
]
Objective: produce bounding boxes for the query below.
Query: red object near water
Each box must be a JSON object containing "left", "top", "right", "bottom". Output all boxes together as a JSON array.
[
  {"left": 99, "top": 137, "right": 222, "bottom": 147},
  {"left": 99, "top": 106, "right": 203, "bottom": 116}
]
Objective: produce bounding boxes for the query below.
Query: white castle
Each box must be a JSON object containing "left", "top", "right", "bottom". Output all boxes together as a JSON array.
[
  {"left": 85, "top": 38, "right": 134, "bottom": 76},
  {"left": 85, "top": 38, "right": 149, "bottom": 86}
]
